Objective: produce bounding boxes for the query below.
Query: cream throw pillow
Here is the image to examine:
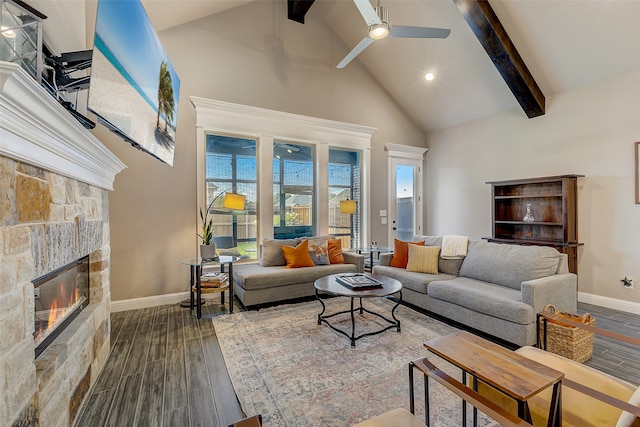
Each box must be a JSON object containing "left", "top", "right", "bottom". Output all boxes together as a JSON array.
[{"left": 406, "top": 245, "right": 440, "bottom": 274}]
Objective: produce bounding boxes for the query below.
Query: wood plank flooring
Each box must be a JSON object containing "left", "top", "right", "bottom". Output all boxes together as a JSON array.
[
  {"left": 75, "top": 299, "right": 640, "bottom": 426},
  {"left": 76, "top": 296, "right": 244, "bottom": 427}
]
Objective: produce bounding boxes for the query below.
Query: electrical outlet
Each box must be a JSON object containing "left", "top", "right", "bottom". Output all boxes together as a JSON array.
[{"left": 622, "top": 277, "right": 634, "bottom": 289}]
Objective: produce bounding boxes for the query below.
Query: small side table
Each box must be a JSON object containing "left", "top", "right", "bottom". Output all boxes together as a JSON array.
[
  {"left": 350, "top": 246, "right": 393, "bottom": 271},
  {"left": 182, "top": 256, "right": 240, "bottom": 318},
  {"left": 422, "top": 331, "right": 563, "bottom": 427}
]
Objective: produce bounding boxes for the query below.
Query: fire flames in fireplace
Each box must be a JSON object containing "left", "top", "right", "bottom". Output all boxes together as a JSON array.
[{"left": 33, "top": 256, "right": 90, "bottom": 357}]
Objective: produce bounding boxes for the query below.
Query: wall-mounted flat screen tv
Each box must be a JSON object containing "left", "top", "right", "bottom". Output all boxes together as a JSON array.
[{"left": 88, "top": 0, "right": 180, "bottom": 166}]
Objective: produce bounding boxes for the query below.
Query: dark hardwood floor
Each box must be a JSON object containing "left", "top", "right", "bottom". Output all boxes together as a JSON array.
[
  {"left": 75, "top": 299, "right": 640, "bottom": 426},
  {"left": 75, "top": 296, "right": 244, "bottom": 427}
]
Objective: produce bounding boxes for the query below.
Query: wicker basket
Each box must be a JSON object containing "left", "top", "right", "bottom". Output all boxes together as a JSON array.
[{"left": 538, "top": 304, "right": 595, "bottom": 363}]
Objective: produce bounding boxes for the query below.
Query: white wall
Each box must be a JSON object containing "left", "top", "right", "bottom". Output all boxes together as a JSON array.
[
  {"left": 102, "top": 1, "right": 426, "bottom": 302},
  {"left": 426, "top": 69, "right": 640, "bottom": 308}
]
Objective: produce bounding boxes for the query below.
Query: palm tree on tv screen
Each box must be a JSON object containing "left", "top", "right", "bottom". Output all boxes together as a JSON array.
[{"left": 157, "top": 60, "right": 175, "bottom": 134}]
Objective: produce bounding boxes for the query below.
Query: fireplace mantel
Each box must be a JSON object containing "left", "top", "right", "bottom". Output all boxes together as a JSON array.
[{"left": 0, "top": 61, "right": 126, "bottom": 190}]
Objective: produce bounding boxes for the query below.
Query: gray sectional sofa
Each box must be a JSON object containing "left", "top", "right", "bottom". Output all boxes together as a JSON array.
[
  {"left": 372, "top": 236, "right": 578, "bottom": 346},
  {"left": 233, "top": 237, "right": 364, "bottom": 307}
]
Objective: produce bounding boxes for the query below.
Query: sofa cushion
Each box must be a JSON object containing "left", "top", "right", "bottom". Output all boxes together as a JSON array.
[
  {"left": 234, "top": 263, "right": 357, "bottom": 291},
  {"left": 428, "top": 277, "right": 534, "bottom": 324},
  {"left": 372, "top": 265, "right": 455, "bottom": 294},
  {"left": 306, "top": 237, "right": 330, "bottom": 265},
  {"left": 327, "top": 239, "right": 345, "bottom": 264},
  {"left": 459, "top": 241, "right": 561, "bottom": 290},
  {"left": 438, "top": 257, "right": 464, "bottom": 276},
  {"left": 411, "top": 235, "right": 464, "bottom": 275},
  {"left": 390, "top": 239, "right": 425, "bottom": 268},
  {"left": 406, "top": 245, "right": 440, "bottom": 274},
  {"left": 411, "top": 235, "right": 442, "bottom": 247},
  {"left": 260, "top": 238, "right": 300, "bottom": 266},
  {"left": 281, "top": 240, "right": 315, "bottom": 268}
]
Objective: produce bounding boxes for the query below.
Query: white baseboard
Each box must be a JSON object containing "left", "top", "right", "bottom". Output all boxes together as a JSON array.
[
  {"left": 111, "top": 292, "right": 189, "bottom": 312},
  {"left": 578, "top": 292, "right": 640, "bottom": 315}
]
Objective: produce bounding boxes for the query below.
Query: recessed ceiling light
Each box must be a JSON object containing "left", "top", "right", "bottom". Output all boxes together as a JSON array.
[{"left": 425, "top": 72, "right": 434, "bottom": 81}]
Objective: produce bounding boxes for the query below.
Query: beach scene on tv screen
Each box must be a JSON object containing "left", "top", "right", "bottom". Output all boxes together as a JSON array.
[{"left": 88, "top": 0, "right": 180, "bottom": 166}]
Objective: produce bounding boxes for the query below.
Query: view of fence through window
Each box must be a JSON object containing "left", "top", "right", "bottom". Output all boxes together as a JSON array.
[
  {"left": 206, "top": 135, "right": 362, "bottom": 258},
  {"left": 206, "top": 135, "right": 257, "bottom": 260},
  {"left": 273, "top": 142, "right": 314, "bottom": 239},
  {"left": 329, "top": 149, "right": 360, "bottom": 249}
]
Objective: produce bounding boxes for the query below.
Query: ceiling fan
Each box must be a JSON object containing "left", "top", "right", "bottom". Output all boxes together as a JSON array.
[{"left": 337, "top": 0, "right": 451, "bottom": 69}]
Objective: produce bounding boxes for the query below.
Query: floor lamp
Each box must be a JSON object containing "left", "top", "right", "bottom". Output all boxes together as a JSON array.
[{"left": 340, "top": 199, "right": 357, "bottom": 248}]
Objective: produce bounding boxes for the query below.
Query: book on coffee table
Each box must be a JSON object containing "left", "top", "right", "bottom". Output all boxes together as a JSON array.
[{"left": 336, "top": 273, "right": 383, "bottom": 290}]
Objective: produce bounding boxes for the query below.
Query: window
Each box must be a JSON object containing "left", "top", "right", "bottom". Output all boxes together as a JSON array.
[
  {"left": 329, "top": 149, "right": 360, "bottom": 248},
  {"left": 273, "top": 142, "right": 314, "bottom": 239},
  {"left": 193, "top": 98, "right": 375, "bottom": 250},
  {"left": 205, "top": 135, "right": 257, "bottom": 260}
]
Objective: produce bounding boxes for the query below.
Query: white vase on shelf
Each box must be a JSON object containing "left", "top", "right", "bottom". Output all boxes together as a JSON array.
[{"left": 522, "top": 203, "right": 535, "bottom": 223}]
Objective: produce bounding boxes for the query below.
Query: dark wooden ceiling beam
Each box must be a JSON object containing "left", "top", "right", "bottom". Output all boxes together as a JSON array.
[
  {"left": 287, "top": 0, "right": 316, "bottom": 24},
  {"left": 454, "top": 0, "right": 545, "bottom": 118}
]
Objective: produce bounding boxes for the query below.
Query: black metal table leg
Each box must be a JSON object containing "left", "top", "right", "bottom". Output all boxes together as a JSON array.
[
  {"left": 316, "top": 289, "right": 326, "bottom": 325},
  {"left": 228, "top": 262, "right": 234, "bottom": 313},
  {"left": 350, "top": 297, "right": 356, "bottom": 347},
  {"left": 196, "top": 263, "right": 202, "bottom": 319},
  {"left": 189, "top": 265, "right": 195, "bottom": 310},
  {"left": 220, "top": 263, "right": 226, "bottom": 306}
]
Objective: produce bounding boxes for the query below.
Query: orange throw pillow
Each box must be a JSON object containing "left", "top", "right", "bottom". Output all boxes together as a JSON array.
[
  {"left": 390, "top": 239, "right": 425, "bottom": 268},
  {"left": 327, "top": 239, "right": 345, "bottom": 264},
  {"left": 281, "top": 239, "right": 315, "bottom": 268}
]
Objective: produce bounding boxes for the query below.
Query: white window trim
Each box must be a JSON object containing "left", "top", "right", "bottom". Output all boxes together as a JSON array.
[{"left": 191, "top": 97, "right": 376, "bottom": 245}]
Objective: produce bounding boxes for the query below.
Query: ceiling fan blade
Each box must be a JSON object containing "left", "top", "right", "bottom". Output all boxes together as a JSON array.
[
  {"left": 353, "top": 0, "right": 381, "bottom": 26},
  {"left": 390, "top": 25, "right": 451, "bottom": 39},
  {"left": 336, "top": 37, "right": 375, "bottom": 69}
]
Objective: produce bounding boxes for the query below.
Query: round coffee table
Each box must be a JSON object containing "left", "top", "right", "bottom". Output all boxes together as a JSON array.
[{"left": 314, "top": 273, "right": 403, "bottom": 347}]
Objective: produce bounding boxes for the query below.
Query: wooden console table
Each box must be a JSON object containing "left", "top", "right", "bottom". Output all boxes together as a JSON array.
[{"left": 423, "top": 331, "right": 564, "bottom": 427}]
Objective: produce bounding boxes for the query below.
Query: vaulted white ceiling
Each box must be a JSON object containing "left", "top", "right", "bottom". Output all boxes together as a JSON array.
[{"left": 27, "top": 0, "right": 640, "bottom": 133}]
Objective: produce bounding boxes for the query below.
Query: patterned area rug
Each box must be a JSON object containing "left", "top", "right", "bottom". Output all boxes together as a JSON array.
[{"left": 213, "top": 297, "right": 497, "bottom": 426}]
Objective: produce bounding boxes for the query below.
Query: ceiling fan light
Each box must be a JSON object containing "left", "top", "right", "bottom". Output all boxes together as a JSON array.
[{"left": 369, "top": 23, "right": 389, "bottom": 40}]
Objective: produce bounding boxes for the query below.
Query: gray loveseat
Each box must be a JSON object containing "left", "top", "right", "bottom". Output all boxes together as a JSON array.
[
  {"left": 372, "top": 236, "right": 577, "bottom": 346},
  {"left": 233, "top": 237, "right": 365, "bottom": 307}
]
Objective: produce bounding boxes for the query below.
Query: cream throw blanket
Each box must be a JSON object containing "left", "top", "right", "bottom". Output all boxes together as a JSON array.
[{"left": 441, "top": 235, "right": 469, "bottom": 259}]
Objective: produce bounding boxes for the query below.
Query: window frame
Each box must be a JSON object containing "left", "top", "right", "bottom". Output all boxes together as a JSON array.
[{"left": 192, "top": 97, "right": 375, "bottom": 251}]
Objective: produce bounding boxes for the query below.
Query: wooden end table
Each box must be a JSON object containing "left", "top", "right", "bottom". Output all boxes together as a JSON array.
[{"left": 423, "top": 331, "right": 563, "bottom": 427}]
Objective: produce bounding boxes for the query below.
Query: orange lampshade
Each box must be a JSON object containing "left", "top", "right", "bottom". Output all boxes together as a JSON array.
[
  {"left": 340, "top": 200, "right": 357, "bottom": 215},
  {"left": 222, "top": 192, "right": 246, "bottom": 211}
]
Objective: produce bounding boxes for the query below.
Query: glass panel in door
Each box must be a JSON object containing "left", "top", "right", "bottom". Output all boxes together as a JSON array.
[{"left": 389, "top": 158, "right": 422, "bottom": 243}]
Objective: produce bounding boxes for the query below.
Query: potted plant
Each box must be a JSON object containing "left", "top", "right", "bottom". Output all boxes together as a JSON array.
[{"left": 198, "top": 204, "right": 218, "bottom": 260}]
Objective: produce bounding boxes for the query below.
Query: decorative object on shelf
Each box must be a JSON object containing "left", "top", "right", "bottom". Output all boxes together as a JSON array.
[
  {"left": 522, "top": 203, "right": 535, "bottom": 222},
  {"left": 198, "top": 189, "right": 246, "bottom": 260},
  {"left": 371, "top": 241, "right": 378, "bottom": 250}
]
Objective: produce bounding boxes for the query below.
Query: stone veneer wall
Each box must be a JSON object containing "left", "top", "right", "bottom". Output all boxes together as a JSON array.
[{"left": 0, "top": 155, "right": 111, "bottom": 426}]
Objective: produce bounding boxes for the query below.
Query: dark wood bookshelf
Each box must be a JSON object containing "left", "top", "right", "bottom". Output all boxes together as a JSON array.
[{"left": 485, "top": 175, "right": 584, "bottom": 274}]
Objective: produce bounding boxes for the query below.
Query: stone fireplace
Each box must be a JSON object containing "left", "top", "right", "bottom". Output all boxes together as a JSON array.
[{"left": 0, "top": 62, "right": 126, "bottom": 426}]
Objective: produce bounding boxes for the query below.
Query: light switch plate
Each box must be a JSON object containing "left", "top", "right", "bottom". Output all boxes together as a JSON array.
[
  {"left": 380, "top": 210, "right": 387, "bottom": 217},
  {"left": 381, "top": 217, "right": 387, "bottom": 224}
]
